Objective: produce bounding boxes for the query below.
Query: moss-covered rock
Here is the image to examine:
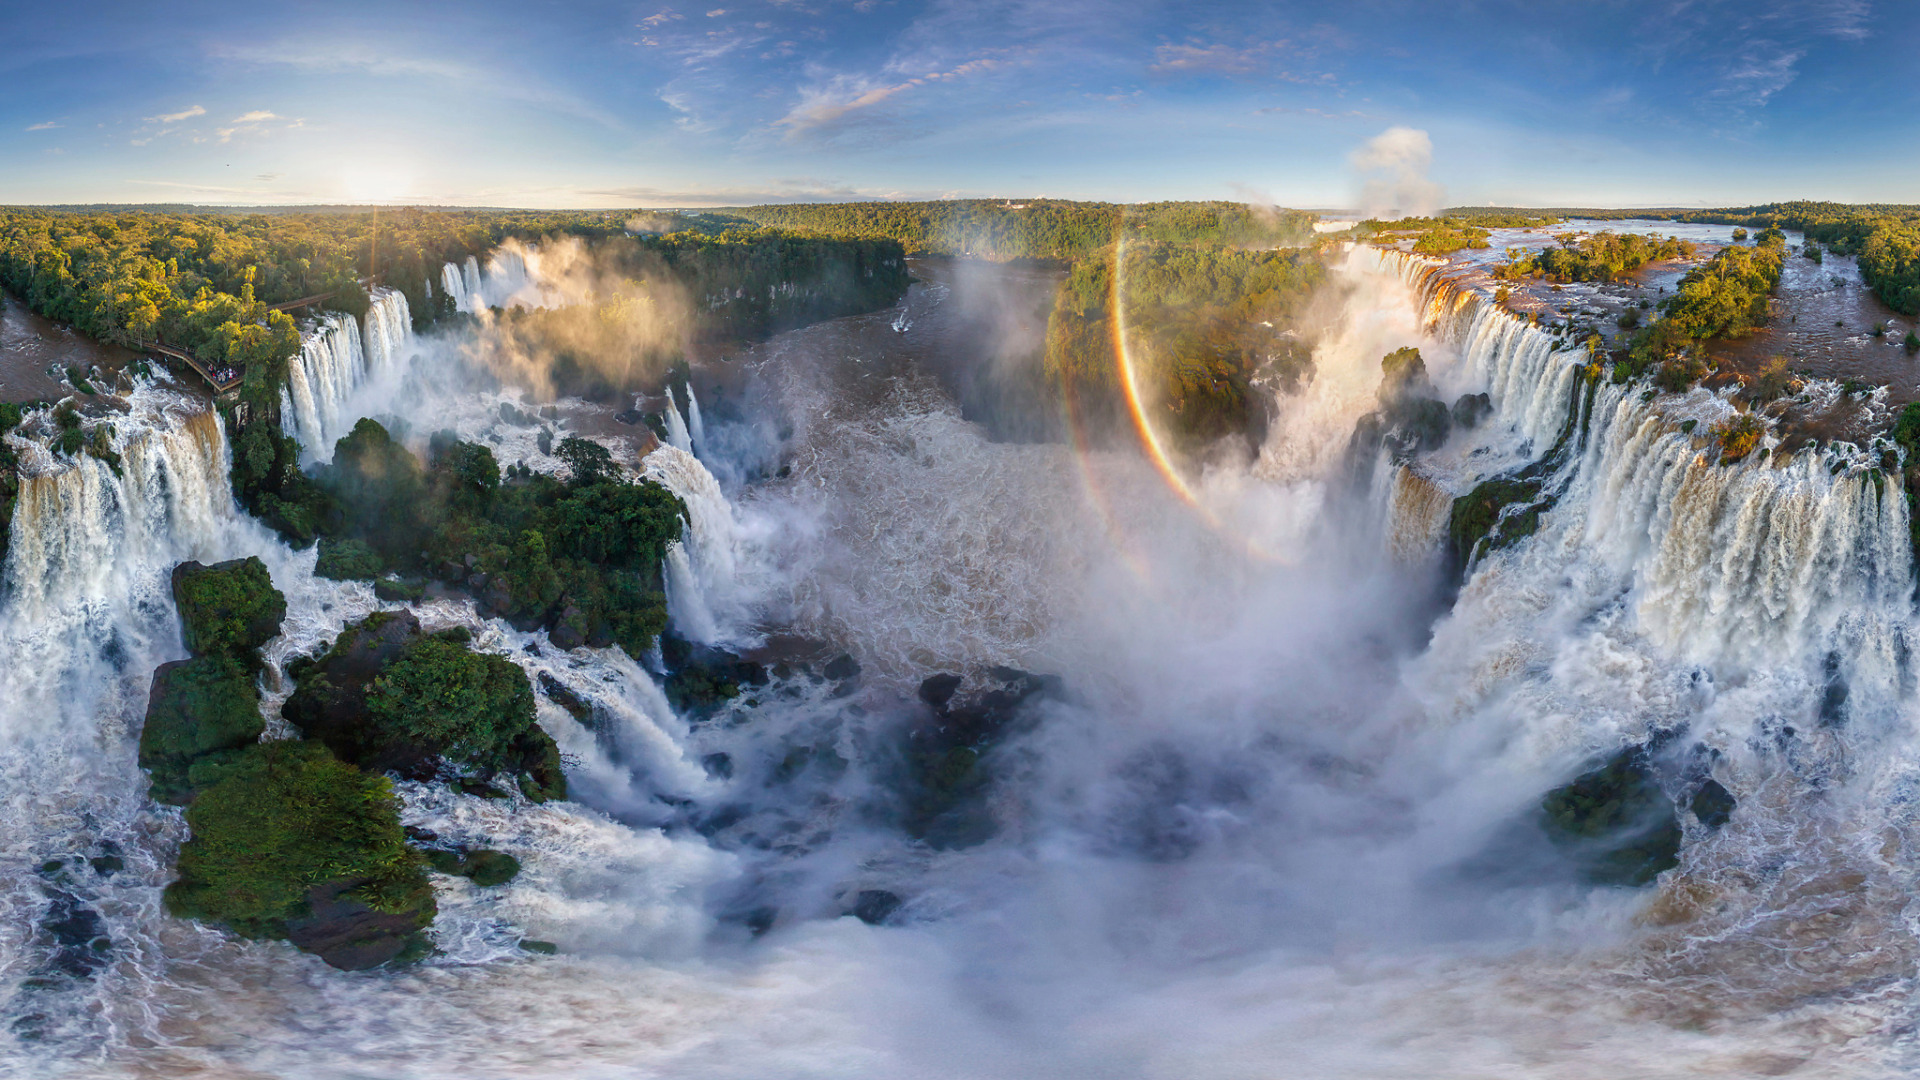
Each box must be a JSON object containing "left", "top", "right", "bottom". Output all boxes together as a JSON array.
[
  {"left": 314, "top": 536, "right": 386, "bottom": 581},
  {"left": 171, "top": 558, "right": 287, "bottom": 661},
  {"left": 424, "top": 847, "right": 521, "bottom": 887},
  {"left": 139, "top": 656, "right": 264, "bottom": 805},
  {"left": 164, "top": 739, "right": 435, "bottom": 970},
  {"left": 283, "top": 612, "right": 565, "bottom": 800},
  {"left": 1447, "top": 476, "right": 1550, "bottom": 578},
  {"left": 660, "top": 633, "right": 766, "bottom": 717},
  {"left": 1539, "top": 747, "right": 1681, "bottom": 887}
]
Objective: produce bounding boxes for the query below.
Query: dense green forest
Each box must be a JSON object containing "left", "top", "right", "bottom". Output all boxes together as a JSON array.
[
  {"left": 1495, "top": 231, "right": 1696, "bottom": 283},
  {"left": 708, "top": 200, "right": 1316, "bottom": 262},
  {"left": 1044, "top": 241, "right": 1325, "bottom": 444}
]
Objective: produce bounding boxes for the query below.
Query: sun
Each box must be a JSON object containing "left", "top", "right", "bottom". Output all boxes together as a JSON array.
[{"left": 340, "top": 166, "right": 413, "bottom": 203}]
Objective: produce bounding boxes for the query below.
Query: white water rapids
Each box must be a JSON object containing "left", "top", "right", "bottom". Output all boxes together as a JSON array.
[{"left": 3, "top": 248, "right": 1920, "bottom": 1078}]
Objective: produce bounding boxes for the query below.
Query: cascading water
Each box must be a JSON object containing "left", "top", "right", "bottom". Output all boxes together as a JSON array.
[
  {"left": 280, "top": 289, "right": 414, "bottom": 452},
  {"left": 7, "top": 249, "right": 1920, "bottom": 1078},
  {"left": 684, "top": 384, "right": 706, "bottom": 457},
  {"left": 662, "top": 385, "right": 693, "bottom": 454},
  {"left": 642, "top": 443, "right": 754, "bottom": 647}
]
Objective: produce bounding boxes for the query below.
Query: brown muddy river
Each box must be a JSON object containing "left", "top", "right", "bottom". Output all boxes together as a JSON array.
[{"left": 0, "top": 289, "right": 141, "bottom": 403}]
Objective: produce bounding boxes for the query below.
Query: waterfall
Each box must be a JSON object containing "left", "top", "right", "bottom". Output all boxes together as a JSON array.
[
  {"left": 280, "top": 289, "right": 413, "bottom": 452},
  {"left": 281, "top": 311, "right": 362, "bottom": 452},
  {"left": 1353, "top": 246, "right": 1578, "bottom": 448},
  {"left": 642, "top": 443, "right": 752, "bottom": 646},
  {"left": 360, "top": 286, "right": 412, "bottom": 375},
  {"left": 685, "top": 384, "right": 706, "bottom": 458},
  {"left": 442, "top": 260, "right": 472, "bottom": 313},
  {"left": 464, "top": 256, "right": 482, "bottom": 306},
  {"left": 663, "top": 386, "right": 693, "bottom": 454}
]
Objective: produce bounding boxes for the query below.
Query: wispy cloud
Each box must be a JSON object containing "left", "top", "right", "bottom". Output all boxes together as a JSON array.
[
  {"left": 26, "top": 121, "right": 61, "bottom": 131},
  {"left": 146, "top": 104, "right": 206, "bottom": 124},
  {"left": 776, "top": 57, "right": 1003, "bottom": 139}
]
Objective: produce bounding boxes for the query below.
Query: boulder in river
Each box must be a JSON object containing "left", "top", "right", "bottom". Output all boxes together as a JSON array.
[
  {"left": 171, "top": 557, "right": 287, "bottom": 661},
  {"left": 139, "top": 656, "right": 263, "bottom": 805}
]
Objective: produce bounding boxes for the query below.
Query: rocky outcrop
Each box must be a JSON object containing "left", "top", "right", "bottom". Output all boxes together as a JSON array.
[
  {"left": 138, "top": 656, "right": 263, "bottom": 804},
  {"left": 899, "top": 666, "right": 1060, "bottom": 849},
  {"left": 164, "top": 739, "right": 435, "bottom": 971},
  {"left": 1539, "top": 747, "right": 1682, "bottom": 887},
  {"left": 171, "top": 558, "right": 287, "bottom": 660},
  {"left": 283, "top": 612, "right": 567, "bottom": 801}
]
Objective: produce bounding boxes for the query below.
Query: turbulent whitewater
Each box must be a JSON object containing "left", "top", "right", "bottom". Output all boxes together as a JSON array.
[{"left": 5, "top": 249, "right": 1920, "bottom": 1078}]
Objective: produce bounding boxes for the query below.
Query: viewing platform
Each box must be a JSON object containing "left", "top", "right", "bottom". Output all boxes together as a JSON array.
[{"left": 136, "top": 339, "right": 244, "bottom": 394}]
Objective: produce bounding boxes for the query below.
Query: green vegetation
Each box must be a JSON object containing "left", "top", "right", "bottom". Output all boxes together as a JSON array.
[
  {"left": 0, "top": 404, "right": 21, "bottom": 566},
  {"left": 164, "top": 739, "right": 434, "bottom": 960},
  {"left": 365, "top": 636, "right": 541, "bottom": 776},
  {"left": 1495, "top": 231, "right": 1695, "bottom": 283},
  {"left": 138, "top": 656, "right": 263, "bottom": 805},
  {"left": 284, "top": 611, "right": 567, "bottom": 801},
  {"left": 228, "top": 421, "right": 335, "bottom": 547},
  {"left": 171, "top": 558, "right": 288, "bottom": 660},
  {"left": 1715, "top": 413, "right": 1764, "bottom": 463},
  {"left": 424, "top": 848, "right": 521, "bottom": 887},
  {"left": 1044, "top": 242, "right": 1324, "bottom": 443},
  {"left": 708, "top": 199, "right": 1315, "bottom": 262},
  {"left": 1618, "top": 238, "right": 1785, "bottom": 389}
]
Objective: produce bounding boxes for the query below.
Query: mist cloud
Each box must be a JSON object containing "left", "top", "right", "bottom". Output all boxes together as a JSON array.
[{"left": 1350, "top": 126, "right": 1444, "bottom": 219}]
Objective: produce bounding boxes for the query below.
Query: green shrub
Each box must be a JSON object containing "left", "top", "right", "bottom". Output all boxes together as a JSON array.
[
  {"left": 164, "top": 740, "right": 433, "bottom": 939},
  {"left": 314, "top": 535, "right": 387, "bottom": 580},
  {"left": 139, "top": 656, "right": 264, "bottom": 805},
  {"left": 172, "top": 557, "right": 287, "bottom": 661},
  {"left": 365, "top": 636, "right": 540, "bottom": 774}
]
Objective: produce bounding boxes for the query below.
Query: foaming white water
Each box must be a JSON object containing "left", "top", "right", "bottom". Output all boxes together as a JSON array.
[
  {"left": 281, "top": 288, "right": 414, "bottom": 452},
  {"left": 643, "top": 443, "right": 758, "bottom": 647},
  {"left": 663, "top": 385, "right": 693, "bottom": 454},
  {"left": 686, "top": 384, "right": 706, "bottom": 457},
  {"left": 281, "top": 310, "right": 362, "bottom": 451}
]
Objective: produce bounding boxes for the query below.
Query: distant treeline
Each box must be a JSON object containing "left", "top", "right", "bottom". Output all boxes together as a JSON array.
[{"left": 702, "top": 200, "right": 1317, "bottom": 262}]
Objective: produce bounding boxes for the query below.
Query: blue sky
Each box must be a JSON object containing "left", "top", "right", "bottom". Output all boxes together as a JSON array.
[{"left": 3, "top": 0, "right": 1916, "bottom": 208}]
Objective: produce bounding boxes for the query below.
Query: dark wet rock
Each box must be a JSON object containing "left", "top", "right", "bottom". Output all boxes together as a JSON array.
[
  {"left": 88, "top": 854, "right": 123, "bottom": 877},
  {"left": 282, "top": 610, "right": 421, "bottom": 768},
  {"left": 498, "top": 402, "right": 538, "bottom": 427},
  {"left": 1819, "top": 650, "right": 1849, "bottom": 727},
  {"left": 918, "top": 673, "right": 963, "bottom": 711},
  {"left": 661, "top": 633, "right": 766, "bottom": 717},
  {"left": 40, "top": 890, "right": 110, "bottom": 980},
  {"left": 850, "top": 889, "right": 902, "bottom": 925},
  {"left": 900, "top": 666, "right": 1060, "bottom": 849},
  {"left": 614, "top": 409, "right": 644, "bottom": 426},
  {"left": 425, "top": 847, "right": 521, "bottom": 887},
  {"left": 1451, "top": 392, "right": 1493, "bottom": 429},
  {"left": 702, "top": 752, "right": 734, "bottom": 780},
  {"left": 1540, "top": 747, "right": 1681, "bottom": 886},
  {"left": 538, "top": 671, "right": 594, "bottom": 722},
  {"left": 1690, "top": 778, "right": 1737, "bottom": 830},
  {"left": 742, "top": 906, "right": 777, "bottom": 937},
  {"left": 139, "top": 655, "right": 264, "bottom": 805},
  {"left": 822, "top": 654, "right": 861, "bottom": 682},
  {"left": 519, "top": 939, "right": 558, "bottom": 954},
  {"left": 283, "top": 879, "right": 433, "bottom": 971},
  {"left": 1447, "top": 475, "right": 1551, "bottom": 580},
  {"left": 548, "top": 603, "right": 590, "bottom": 651},
  {"left": 171, "top": 557, "right": 287, "bottom": 661},
  {"left": 455, "top": 778, "right": 512, "bottom": 799}
]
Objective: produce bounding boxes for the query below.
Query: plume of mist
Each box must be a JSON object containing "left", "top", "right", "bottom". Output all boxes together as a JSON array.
[
  {"left": 463, "top": 236, "right": 695, "bottom": 401},
  {"left": 1350, "top": 126, "right": 1444, "bottom": 219},
  {"left": 625, "top": 212, "right": 683, "bottom": 235}
]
